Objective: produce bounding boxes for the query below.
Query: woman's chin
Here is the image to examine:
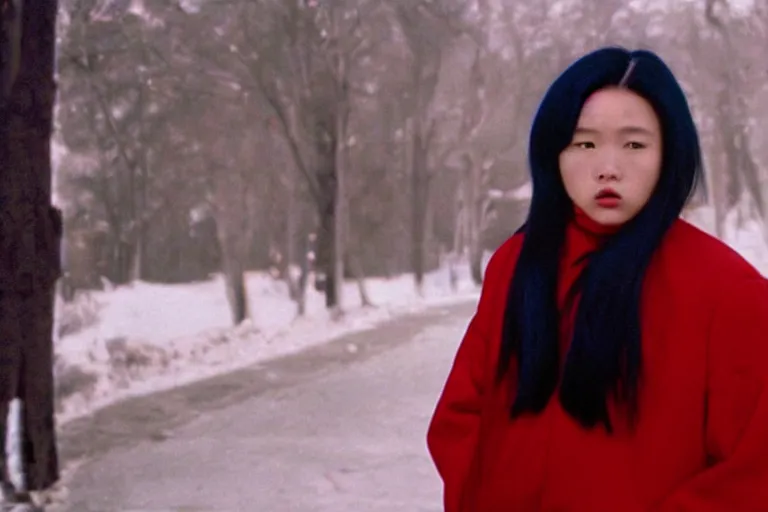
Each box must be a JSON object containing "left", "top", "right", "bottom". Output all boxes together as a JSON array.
[{"left": 585, "top": 206, "right": 632, "bottom": 226}]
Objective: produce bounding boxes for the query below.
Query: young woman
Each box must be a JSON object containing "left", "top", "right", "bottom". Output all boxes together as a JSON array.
[{"left": 427, "top": 47, "right": 768, "bottom": 511}]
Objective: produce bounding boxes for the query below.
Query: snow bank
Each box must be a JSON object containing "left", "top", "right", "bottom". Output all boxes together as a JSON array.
[{"left": 54, "top": 261, "right": 481, "bottom": 425}]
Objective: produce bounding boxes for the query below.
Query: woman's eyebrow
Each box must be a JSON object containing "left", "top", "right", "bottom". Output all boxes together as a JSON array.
[
  {"left": 573, "top": 126, "right": 654, "bottom": 136},
  {"left": 619, "top": 126, "right": 655, "bottom": 136}
]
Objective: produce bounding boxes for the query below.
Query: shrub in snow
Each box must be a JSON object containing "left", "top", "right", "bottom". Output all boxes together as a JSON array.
[
  {"left": 105, "top": 337, "right": 170, "bottom": 388},
  {"left": 53, "top": 357, "right": 98, "bottom": 407},
  {"left": 56, "top": 292, "right": 101, "bottom": 338}
]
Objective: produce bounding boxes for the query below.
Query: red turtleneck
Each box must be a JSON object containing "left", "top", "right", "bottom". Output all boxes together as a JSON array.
[{"left": 427, "top": 211, "right": 768, "bottom": 511}]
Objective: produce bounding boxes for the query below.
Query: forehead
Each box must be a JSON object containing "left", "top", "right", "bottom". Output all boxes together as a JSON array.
[{"left": 579, "top": 88, "right": 659, "bottom": 130}]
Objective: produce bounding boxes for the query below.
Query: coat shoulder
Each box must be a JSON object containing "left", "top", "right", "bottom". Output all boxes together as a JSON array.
[{"left": 665, "top": 219, "right": 763, "bottom": 285}]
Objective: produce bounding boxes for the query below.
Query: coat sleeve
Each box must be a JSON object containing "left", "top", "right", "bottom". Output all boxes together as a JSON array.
[
  {"left": 657, "top": 274, "right": 768, "bottom": 511},
  {"left": 426, "top": 239, "right": 517, "bottom": 512}
]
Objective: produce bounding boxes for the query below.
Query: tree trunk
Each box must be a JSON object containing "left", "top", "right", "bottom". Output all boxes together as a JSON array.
[
  {"left": 129, "top": 151, "right": 148, "bottom": 283},
  {"left": 329, "top": 43, "right": 350, "bottom": 316},
  {"left": 283, "top": 191, "right": 310, "bottom": 317},
  {"left": 0, "top": 0, "right": 62, "bottom": 495},
  {"left": 410, "top": 133, "right": 430, "bottom": 294},
  {"left": 467, "top": 157, "right": 486, "bottom": 286},
  {"left": 453, "top": 191, "right": 465, "bottom": 256},
  {"left": 295, "top": 234, "right": 310, "bottom": 317},
  {"left": 332, "top": 111, "right": 346, "bottom": 316},
  {"left": 316, "top": 193, "right": 337, "bottom": 309},
  {"left": 216, "top": 225, "right": 249, "bottom": 326},
  {"left": 284, "top": 182, "right": 299, "bottom": 301},
  {"left": 224, "top": 261, "right": 248, "bottom": 325},
  {"left": 129, "top": 233, "right": 142, "bottom": 283},
  {"left": 347, "top": 252, "right": 373, "bottom": 308},
  {"left": 316, "top": 154, "right": 341, "bottom": 310},
  {"left": 469, "top": 246, "right": 483, "bottom": 286}
]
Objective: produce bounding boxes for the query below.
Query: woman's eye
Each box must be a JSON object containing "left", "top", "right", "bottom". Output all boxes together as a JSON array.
[
  {"left": 574, "top": 141, "right": 595, "bottom": 149},
  {"left": 626, "top": 141, "right": 646, "bottom": 149}
]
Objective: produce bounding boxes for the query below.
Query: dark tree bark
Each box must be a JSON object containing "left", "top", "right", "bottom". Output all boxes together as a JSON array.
[
  {"left": 216, "top": 222, "right": 250, "bottom": 326},
  {"left": 316, "top": 162, "right": 340, "bottom": 309},
  {"left": 410, "top": 130, "right": 431, "bottom": 292},
  {"left": 0, "top": 0, "right": 62, "bottom": 495}
]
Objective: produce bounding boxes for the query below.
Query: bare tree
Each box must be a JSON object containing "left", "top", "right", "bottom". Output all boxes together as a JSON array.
[
  {"left": 394, "top": 0, "right": 470, "bottom": 292},
  {"left": 702, "top": 0, "right": 765, "bottom": 237},
  {"left": 204, "top": 107, "right": 263, "bottom": 325}
]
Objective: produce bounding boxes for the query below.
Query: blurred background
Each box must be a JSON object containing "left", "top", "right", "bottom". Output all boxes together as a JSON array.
[{"left": 50, "top": 0, "right": 766, "bottom": 457}]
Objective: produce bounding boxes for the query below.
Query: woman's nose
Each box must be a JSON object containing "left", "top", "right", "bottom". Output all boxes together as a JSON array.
[
  {"left": 597, "top": 169, "right": 619, "bottom": 181},
  {"left": 594, "top": 151, "right": 621, "bottom": 181}
]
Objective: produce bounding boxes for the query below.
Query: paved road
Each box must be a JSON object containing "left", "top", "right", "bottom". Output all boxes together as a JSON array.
[{"left": 55, "top": 301, "right": 474, "bottom": 512}]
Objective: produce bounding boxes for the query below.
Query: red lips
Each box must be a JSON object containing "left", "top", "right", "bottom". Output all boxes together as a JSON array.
[
  {"left": 595, "top": 188, "right": 622, "bottom": 208},
  {"left": 595, "top": 188, "right": 621, "bottom": 200}
]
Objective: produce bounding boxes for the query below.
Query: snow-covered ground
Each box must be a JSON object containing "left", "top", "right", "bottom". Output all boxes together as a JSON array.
[
  {"left": 46, "top": 205, "right": 768, "bottom": 429},
  {"left": 52, "top": 259, "right": 482, "bottom": 426}
]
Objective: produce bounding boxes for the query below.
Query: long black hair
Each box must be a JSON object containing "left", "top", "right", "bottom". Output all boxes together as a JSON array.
[{"left": 496, "top": 47, "right": 704, "bottom": 432}]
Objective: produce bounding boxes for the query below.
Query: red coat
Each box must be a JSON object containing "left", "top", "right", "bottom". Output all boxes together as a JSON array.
[{"left": 427, "top": 210, "right": 768, "bottom": 511}]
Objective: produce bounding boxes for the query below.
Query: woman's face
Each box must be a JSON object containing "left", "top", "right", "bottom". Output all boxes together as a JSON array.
[{"left": 559, "top": 87, "right": 663, "bottom": 226}]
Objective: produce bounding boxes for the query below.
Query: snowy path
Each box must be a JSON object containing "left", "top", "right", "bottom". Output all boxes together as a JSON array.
[{"left": 54, "top": 301, "right": 473, "bottom": 512}]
